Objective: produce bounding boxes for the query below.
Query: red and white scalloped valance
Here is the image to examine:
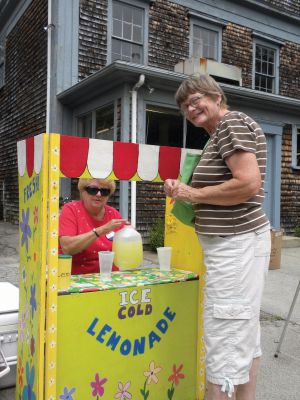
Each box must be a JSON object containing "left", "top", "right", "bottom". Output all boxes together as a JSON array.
[{"left": 17, "top": 134, "right": 202, "bottom": 180}]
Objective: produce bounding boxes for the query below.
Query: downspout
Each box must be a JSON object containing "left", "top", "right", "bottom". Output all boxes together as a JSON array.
[
  {"left": 131, "top": 74, "right": 145, "bottom": 227},
  {"left": 45, "top": 0, "right": 55, "bottom": 133}
]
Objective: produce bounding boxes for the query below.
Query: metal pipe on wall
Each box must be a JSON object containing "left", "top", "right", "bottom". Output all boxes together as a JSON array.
[
  {"left": 130, "top": 74, "right": 145, "bottom": 227},
  {"left": 45, "top": 0, "right": 54, "bottom": 133}
]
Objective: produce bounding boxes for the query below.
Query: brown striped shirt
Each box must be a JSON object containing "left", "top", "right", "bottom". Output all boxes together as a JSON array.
[{"left": 191, "top": 111, "right": 269, "bottom": 235}]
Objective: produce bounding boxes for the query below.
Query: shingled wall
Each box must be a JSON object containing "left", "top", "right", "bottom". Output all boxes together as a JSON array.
[
  {"left": 222, "top": 23, "right": 253, "bottom": 89},
  {"left": 280, "top": 42, "right": 300, "bottom": 99},
  {"left": 0, "top": 0, "right": 47, "bottom": 223},
  {"left": 263, "top": 0, "right": 300, "bottom": 16},
  {"left": 281, "top": 126, "right": 300, "bottom": 234},
  {"left": 148, "top": 0, "right": 189, "bottom": 70},
  {"left": 78, "top": 0, "right": 108, "bottom": 79}
]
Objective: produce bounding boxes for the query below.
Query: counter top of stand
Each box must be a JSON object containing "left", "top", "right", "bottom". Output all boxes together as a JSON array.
[{"left": 58, "top": 268, "right": 198, "bottom": 295}]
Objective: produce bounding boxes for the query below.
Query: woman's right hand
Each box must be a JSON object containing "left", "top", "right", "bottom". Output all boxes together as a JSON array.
[
  {"left": 99, "top": 219, "right": 129, "bottom": 236},
  {"left": 60, "top": 219, "right": 129, "bottom": 256},
  {"left": 164, "top": 179, "right": 180, "bottom": 198}
]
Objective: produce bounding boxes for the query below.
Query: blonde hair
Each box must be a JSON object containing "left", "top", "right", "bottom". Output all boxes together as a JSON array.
[
  {"left": 175, "top": 74, "right": 227, "bottom": 109},
  {"left": 78, "top": 178, "right": 116, "bottom": 197}
]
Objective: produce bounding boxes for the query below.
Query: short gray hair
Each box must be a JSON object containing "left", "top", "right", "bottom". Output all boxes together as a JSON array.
[{"left": 175, "top": 74, "right": 227, "bottom": 109}]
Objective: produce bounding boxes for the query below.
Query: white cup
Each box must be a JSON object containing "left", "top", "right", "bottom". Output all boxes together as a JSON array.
[
  {"left": 157, "top": 247, "right": 172, "bottom": 271},
  {"left": 98, "top": 251, "right": 115, "bottom": 279}
]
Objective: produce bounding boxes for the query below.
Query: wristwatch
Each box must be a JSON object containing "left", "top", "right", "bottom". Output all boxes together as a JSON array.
[{"left": 92, "top": 228, "right": 99, "bottom": 237}]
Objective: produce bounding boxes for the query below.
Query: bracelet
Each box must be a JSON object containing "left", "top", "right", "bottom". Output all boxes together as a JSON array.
[{"left": 92, "top": 228, "right": 99, "bottom": 238}]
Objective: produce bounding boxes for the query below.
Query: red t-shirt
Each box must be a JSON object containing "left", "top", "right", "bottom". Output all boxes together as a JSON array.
[{"left": 59, "top": 200, "right": 124, "bottom": 275}]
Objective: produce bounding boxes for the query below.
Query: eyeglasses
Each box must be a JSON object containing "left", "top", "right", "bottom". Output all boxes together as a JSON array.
[
  {"left": 84, "top": 186, "right": 111, "bottom": 196},
  {"left": 181, "top": 95, "right": 205, "bottom": 114}
]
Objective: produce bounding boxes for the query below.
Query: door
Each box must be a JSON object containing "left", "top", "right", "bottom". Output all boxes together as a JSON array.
[{"left": 263, "top": 133, "right": 275, "bottom": 227}]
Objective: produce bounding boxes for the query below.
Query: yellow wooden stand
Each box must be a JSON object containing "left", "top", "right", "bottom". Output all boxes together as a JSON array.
[{"left": 16, "top": 133, "right": 205, "bottom": 400}]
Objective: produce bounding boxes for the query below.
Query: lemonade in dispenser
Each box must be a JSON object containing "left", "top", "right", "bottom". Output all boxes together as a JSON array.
[{"left": 112, "top": 226, "right": 143, "bottom": 270}]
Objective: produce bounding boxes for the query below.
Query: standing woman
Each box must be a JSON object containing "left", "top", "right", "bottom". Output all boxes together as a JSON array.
[
  {"left": 164, "top": 74, "right": 270, "bottom": 400},
  {"left": 59, "top": 178, "right": 127, "bottom": 275}
]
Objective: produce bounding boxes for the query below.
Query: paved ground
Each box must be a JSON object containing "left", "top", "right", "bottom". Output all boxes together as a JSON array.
[{"left": 0, "top": 221, "right": 300, "bottom": 399}]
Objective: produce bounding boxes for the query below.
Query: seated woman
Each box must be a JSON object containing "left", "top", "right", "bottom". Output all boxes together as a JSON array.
[{"left": 59, "top": 178, "right": 128, "bottom": 274}]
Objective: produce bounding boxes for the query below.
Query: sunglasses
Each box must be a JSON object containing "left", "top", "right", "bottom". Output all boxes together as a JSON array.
[{"left": 84, "top": 186, "right": 111, "bottom": 196}]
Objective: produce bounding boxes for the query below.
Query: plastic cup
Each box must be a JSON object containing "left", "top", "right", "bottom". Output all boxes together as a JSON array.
[
  {"left": 98, "top": 251, "right": 114, "bottom": 279},
  {"left": 157, "top": 247, "right": 172, "bottom": 271},
  {"left": 58, "top": 255, "right": 72, "bottom": 290}
]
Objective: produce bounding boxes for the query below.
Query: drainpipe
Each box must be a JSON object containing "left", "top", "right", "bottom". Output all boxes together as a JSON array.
[
  {"left": 131, "top": 74, "right": 145, "bottom": 227},
  {"left": 45, "top": 0, "right": 55, "bottom": 133}
]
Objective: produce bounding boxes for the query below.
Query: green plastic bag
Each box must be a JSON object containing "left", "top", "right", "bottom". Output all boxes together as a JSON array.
[{"left": 171, "top": 152, "right": 201, "bottom": 227}]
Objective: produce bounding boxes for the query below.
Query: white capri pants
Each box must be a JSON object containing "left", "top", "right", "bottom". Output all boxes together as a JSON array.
[{"left": 198, "top": 224, "right": 270, "bottom": 393}]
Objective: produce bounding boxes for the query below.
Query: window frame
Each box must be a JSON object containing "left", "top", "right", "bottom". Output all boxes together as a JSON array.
[
  {"left": 252, "top": 38, "right": 280, "bottom": 95},
  {"left": 107, "top": 0, "right": 149, "bottom": 65},
  {"left": 76, "top": 102, "right": 117, "bottom": 141},
  {"left": 292, "top": 124, "right": 300, "bottom": 170},
  {"left": 189, "top": 17, "right": 223, "bottom": 62}
]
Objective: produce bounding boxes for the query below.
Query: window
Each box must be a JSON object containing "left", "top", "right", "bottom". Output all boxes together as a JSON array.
[
  {"left": 190, "top": 18, "right": 222, "bottom": 62},
  {"left": 253, "top": 41, "right": 279, "bottom": 94},
  {"left": 146, "top": 105, "right": 208, "bottom": 150},
  {"left": 96, "top": 105, "right": 114, "bottom": 140},
  {"left": 193, "top": 26, "right": 218, "bottom": 60},
  {"left": 0, "top": 41, "right": 5, "bottom": 89},
  {"left": 111, "top": 1, "right": 144, "bottom": 63},
  {"left": 292, "top": 125, "right": 300, "bottom": 169},
  {"left": 77, "top": 104, "right": 115, "bottom": 140},
  {"left": 146, "top": 106, "right": 183, "bottom": 147}
]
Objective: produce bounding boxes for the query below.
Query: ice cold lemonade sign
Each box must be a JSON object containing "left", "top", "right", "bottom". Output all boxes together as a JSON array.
[
  {"left": 57, "top": 278, "right": 198, "bottom": 399},
  {"left": 86, "top": 288, "right": 176, "bottom": 356}
]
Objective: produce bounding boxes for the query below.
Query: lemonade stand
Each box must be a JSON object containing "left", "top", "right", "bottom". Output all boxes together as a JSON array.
[{"left": 16, "top": 133, "right": 205, "bottom": 399}]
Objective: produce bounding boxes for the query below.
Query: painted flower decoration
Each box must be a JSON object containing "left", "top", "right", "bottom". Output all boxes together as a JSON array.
[
  {"left": 22, "top": 362, "right": 36, "bottom": 400},
  {"left": 50, "top": 284, "right": 57, "bottom": 291},
  {"left": 50, "top": 304, "right": 57, "bottom": 312},
  {"left": 19, "top": 313, "right": 26, "bottom": 342},
  {"left": 22, "top": 267, "right": 27, "bottom": 284},
  {"left": 51, "top": 212, "right": 58, "bottom": 221},
  {"left": 49, "top": 361, "right": 55, "bottom": 369},
  {"left": 49, "top": 324, "right": 56, "bottom": 334},
  {"left": 33, "top": 206, "right": 39, "bottom": 225},
  {"left": 115, "top": 381, "right": 132, "bottom": 399},
  {"left": 51, "top": 230, "right": 57, "bottom": 237},
  {"left": 20, "top": 208, "right": 32, "bottom": 253},
  {"left": 18, "top": 357, "right": 24, "bottom": 388},
  {"left": 30, "top": 335, "right": 35, "bottom": 357},
  {"left": 144, "top": 361, "right": 162, "bottom": 384},
  {"left": 168, "top": 364, "right": 185, "bottom": 386},
  {"left": 59, "top": 386, "right": 76, "bottom": 400},
  {"left": 90, "top": 373, "right": 107, "bottom": 397},
  {"left": 30, "top": 284, "right": 37, "bottom": 318},
  {"left": 52, "top": 147, "right": 59, "bottom": 156}
]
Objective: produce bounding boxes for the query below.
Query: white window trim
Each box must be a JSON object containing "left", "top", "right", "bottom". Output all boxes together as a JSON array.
[
  {"left": 189, "top": 17, "right": 223, "bottom": 62},
  {"left": 292, "top": 124, "right": 300, "bottom": 170},
  {"left": 252, "top": 38, "right": 280, "bottom": 95},
  {"left": 107, "top": 0, "right": 149, "bottom": 66}
]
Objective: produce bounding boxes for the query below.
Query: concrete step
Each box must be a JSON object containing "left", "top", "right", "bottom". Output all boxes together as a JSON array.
[{"left": 282, "top": 236, "right": 300, "bottom": 248}]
